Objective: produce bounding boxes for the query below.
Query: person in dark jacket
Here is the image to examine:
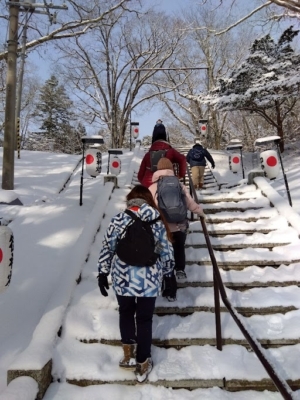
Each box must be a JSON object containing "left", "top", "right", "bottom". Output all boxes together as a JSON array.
[
  {"left": 97, "top": 185, "right": 176, "bottom": 383},
  {"left": 138, "top": 130, "right": 186, "bottom": 188},
  {"left": 186, "top": 140, "right": 215, "bottom": 189}
]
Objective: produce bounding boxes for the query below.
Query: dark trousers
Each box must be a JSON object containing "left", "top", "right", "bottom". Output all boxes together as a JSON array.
[
  {"left": 116, "top": 295, "right": 156, "bottom": 363},
  {"left": 172, "top": 230, "right": 187, "bottom": 271}
]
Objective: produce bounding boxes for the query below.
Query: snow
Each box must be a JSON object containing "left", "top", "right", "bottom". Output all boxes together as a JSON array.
[{"left": 0, "top": 141, "right": 300, "bottom": 399}]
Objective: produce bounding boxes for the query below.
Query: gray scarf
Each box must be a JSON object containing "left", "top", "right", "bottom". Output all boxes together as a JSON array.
[{"left": 126, "top": 198, "right": 146, "bottom": 208}]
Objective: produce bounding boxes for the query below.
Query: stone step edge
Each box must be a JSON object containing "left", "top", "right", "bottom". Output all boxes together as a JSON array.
[
  {"left": 205, "top": 217, "right": 270, "bottom": 223},
  {"left": 186, "top": 260, "right": 300, "bottom": 267},
  {"left": 202, "top": 207, "right": 265, "bottom": 213},
  {"left": 154, "top": 305, "right": 297, "bottom": 316},
  {"left": 200, "top": 198, "right": 262, "bottom": 204},
  {"left": 189, "top": 229, "right": 276, "bottom": 234},
  {"left": 81, "top": 337, "right": 300, "bottom": 349},
  {"left": 177, "top": 280, "right": 300, "bottom": 289},
  {"left": 186, "top": 242, "right": 289, "bottom": 249},
  {"left": 66, "top": 377, "right": 300, "bottom": 391}
]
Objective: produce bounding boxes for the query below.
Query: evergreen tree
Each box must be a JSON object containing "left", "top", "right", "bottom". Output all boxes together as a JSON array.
[
  {"left": 203, "top": 27, "right": 300, "bottom": 152},
  {"left": 32, "top": 75, "right": 75, "bottom": 152}
]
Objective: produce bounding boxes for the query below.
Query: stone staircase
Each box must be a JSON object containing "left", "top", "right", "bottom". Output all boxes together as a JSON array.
[{"left": 44, "top": 168, "right": 300, "bottom": 398}]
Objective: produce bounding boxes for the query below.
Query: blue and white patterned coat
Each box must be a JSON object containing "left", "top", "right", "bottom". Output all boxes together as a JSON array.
[{"left": 97, "top": 203, "right": 175, "bottom": 297}]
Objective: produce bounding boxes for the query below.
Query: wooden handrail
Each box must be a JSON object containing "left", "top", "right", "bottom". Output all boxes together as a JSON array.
[{"left": 186, "top": 168, "right": 294, "bottom": 399}]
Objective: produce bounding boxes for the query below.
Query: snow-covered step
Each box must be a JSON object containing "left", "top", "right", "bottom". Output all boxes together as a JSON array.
[
  {"left": 186, "top": 227, "right": 296, "bottom": 249},
  {"left": 154, "top": 286, "right": 300, "bottom": 316},
  {"left": 185, "top": 242, "right": 300, "bottom": 267},
  {"left": 189, "top": 216, "right": 287, "bottom": 232},
  {"left": 177, "top": 263, "right": 300, "bottom": 288},
  {"left": 71, "top": 280, "right": 300, "bottom": 314},
  {"left": 76, "top": 309, "right": 300, "bottom": 349},
  {"left": 43, "top": 383, "right": 291, "bottom": 400},
  {"left": 201, "top": 198, "right": 271, "bottom": 213},
  {"left": 199, "top": 189, "right": 262, "bottom": 200},
  {"left": 204, "top": 208, "right": 279, "bottom": 223},
  {"left": 52, "top": 339, "right": 300, "bottom": 391}
]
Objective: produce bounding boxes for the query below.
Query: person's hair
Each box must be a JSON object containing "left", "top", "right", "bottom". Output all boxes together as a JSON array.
[{"left": 126, "top": 185, "right": 173, "bottom": 242}]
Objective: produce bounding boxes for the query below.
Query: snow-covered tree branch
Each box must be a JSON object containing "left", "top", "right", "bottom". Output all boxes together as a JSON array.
[{"left": 199, "top": 27, "right": 300, "bottom": 152}]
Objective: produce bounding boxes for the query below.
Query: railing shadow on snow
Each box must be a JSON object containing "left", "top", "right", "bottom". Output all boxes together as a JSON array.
[{"left": 186, "top": 167, "right": 294, "bottom": 400}]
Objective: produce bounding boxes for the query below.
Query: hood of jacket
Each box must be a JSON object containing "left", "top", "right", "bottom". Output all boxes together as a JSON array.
[
  {"left": 128, "top": 202, "right": 160, "bottom": 222},
  {"left": 149, "top": 140, "right": 171, "bottom": 151},
  {"left": 152, "top": 168, "right": 174, "bottom": 183}
]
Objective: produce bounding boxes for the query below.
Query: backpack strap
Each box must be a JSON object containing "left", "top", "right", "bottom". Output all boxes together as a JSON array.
[
  {"left": 125, "top": 209, "right": 160, "bottom": 225},
  {"left": 125, "top": 209, "right": 138, "bottom": 220}
]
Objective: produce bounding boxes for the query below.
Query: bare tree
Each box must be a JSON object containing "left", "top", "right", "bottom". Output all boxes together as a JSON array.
[
  {"left": 153, "top": 4, "right": 254, "bottom": 149},
  {"left": 55, "top": 8, "right": 184, "bottom": 147},
  {"left": 0, "top": 0, "right": 133, "bottom": 61}
]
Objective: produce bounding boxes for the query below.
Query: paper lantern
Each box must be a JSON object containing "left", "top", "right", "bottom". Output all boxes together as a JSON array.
[
  {"left": 0, "top": 226, "right": 13, "bottom": 294},
  {"left": 199, "top": 121, "right": 207, "bottom": 137},
  {"left": 132, "top": 125, "right": 139, "bottom": 139},
  {"left": 229, "top": 153, "right": 241, "bottom": 173},
  {"left": 260, "top": 150, "right": 280, "bottom": 180},
  {"left": 110, "top": 156, "right": 121, "bottom": 175},
  {"left": 85, "top": 148, "right": 102, "bottom": 177}
]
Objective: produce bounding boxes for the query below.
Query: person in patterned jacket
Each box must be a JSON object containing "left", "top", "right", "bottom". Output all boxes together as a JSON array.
[{"left": 97, "top": 185, "right": 175, "bottom": 383}]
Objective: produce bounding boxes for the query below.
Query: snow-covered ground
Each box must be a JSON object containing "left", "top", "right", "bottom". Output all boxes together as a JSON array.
[{"left": 0, "top": 140, "right": 299, "bottom": 400}]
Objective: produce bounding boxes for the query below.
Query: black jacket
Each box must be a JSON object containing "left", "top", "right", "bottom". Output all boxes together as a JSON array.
[{"left": 186, "top": 144, "right": 215, "bottom": 168}]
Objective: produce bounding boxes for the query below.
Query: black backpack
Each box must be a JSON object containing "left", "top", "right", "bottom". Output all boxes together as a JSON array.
[
  {"left": 149, "top": 149, "right": 167, "bottom": 172},
  {"left": 157, "top": 176, "right": 187, "bottom": 223},
  {"left": 116, "top": 209, "right": 160, "bottom": 266}
]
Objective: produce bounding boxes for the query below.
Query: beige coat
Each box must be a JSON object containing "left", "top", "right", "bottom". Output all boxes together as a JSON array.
[{"left": 148, "top": 169, "right": 204, "bottom": 232}]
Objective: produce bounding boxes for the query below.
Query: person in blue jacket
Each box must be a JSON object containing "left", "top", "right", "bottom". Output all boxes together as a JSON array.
[
  {"left": 186, "top": 139, "right": 215, "bottom": 189},
  {"left": 97, "top": 185, "right": 176, "bottom": 383}
]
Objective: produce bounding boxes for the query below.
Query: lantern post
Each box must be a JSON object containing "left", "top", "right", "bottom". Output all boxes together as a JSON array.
[
  {"left": 254, "top": 136, "right": 292, "bottom": 207},
  {"left": 80, "top": 136, "right": 104, "bottom": 206}
]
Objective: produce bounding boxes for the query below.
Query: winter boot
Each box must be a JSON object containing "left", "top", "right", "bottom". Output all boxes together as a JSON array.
[
  {"left": 135, "top": 358, "right": 153, "bottom": 383},
  {"left": 119, "top": 343, "right": 137, "bottom": 370},
  {"left": 176, "top": 270, "right": 187, "bottom": 280}
]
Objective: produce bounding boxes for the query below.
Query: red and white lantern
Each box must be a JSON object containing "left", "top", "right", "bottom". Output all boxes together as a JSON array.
[
  {"left": 0, "top": 226, "right": 13, "bottom": 294},
  {"left": 85, "top": 148, "right": 102, "bottom": 177},
  {"left": 132, "top": 126, "right": 139, "bottom": 139},
  {"left": 229, "top": 153, "right": 241, "bottom": 173},
  {"left": 110, "top": 156, "right": 121, "bottom": 175},
  {"left": 260, "top": 150, "right": 280, "bottom": 180},
  {"left": 198, "top": 120, "right": 208, "bottom": 137}
]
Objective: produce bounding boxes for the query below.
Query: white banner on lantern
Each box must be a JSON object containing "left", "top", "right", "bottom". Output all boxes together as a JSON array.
[
  {"left": 85, "top": 148, "right": 102, "bottom": 177},
  {"left": 229, "top": 153, "right": 241, "bottom": 173},
  {"left": 0, "top": 226, "right": 13, "bottom": 294},
  {"left": 110, "top": 156, "right": 121, "bottom": 175},
  {"left": 132, "top": 126, "right": 139, "bottom": 139},
  {"left": 260, "top": 150, "right": 280, "bottom": 180}
]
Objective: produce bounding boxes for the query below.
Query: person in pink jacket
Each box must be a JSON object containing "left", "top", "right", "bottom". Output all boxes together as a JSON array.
[{"left": 149, "top": 158, "right": 205, "bottom": 283}]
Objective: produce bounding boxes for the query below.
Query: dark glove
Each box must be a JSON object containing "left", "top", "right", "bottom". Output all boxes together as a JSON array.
[
  {"left": 162, "top": 274, "right": 177, "bottom": 299},
  {"left": 211, "top": 164, "right": 215, "bottom": 169},
  {"left": 97, "top": 273, "right": 109, "bottom": 297}
]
